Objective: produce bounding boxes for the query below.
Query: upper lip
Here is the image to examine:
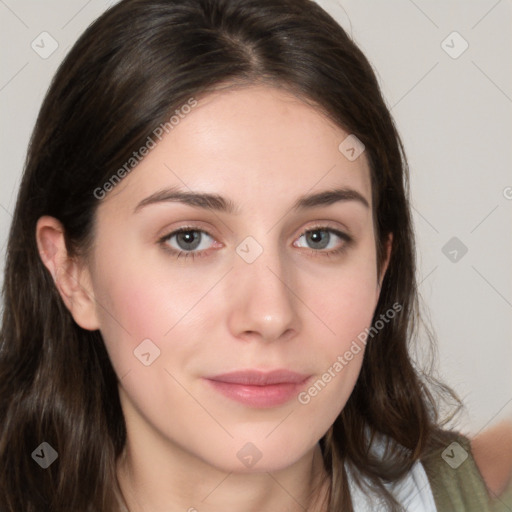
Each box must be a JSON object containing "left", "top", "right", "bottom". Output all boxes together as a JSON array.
[{"left": 205, "top": 369, "right": 310, "bottom": 386}]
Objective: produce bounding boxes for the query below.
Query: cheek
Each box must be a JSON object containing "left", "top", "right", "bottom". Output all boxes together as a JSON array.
[
  {"left": 90, "top": 252, "right": 193, "bottom": 379},
  {"left": 294, "top": 246, "right": 380, "bottom": 411},
  {"left": 90, "top": 246, "right": 233, "bottom": 406},
  {"left": 312, "top": 250, "right": 380, "bottom": 349},
  {"left": 91, "top": 260, "right": 208, "bottom": 445}
]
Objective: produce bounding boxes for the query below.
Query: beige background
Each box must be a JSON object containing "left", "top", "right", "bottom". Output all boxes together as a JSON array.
[{"left": 0, "top": 0, "right": 511, "bottom": 436}]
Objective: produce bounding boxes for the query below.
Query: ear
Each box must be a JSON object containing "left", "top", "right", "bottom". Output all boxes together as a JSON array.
[
  {"left": 377, "top": 233, "right": 393, "bottom": 290},
  {"left": 36, "top": 216, "right": 100, "bottom": 331}
]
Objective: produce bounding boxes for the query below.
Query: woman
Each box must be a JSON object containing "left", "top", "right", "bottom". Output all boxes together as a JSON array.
[{"left": 0, "top": 0, "right": 510, "bottom": 510}]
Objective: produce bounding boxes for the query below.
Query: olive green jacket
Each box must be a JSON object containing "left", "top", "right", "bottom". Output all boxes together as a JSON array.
[{"left": 421, "top": 433, "right": 512, "bottom": 511}]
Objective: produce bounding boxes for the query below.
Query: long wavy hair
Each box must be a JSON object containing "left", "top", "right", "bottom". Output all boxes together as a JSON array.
[{"left": 0, "top": 0, "right": 461, "bottom": 510}]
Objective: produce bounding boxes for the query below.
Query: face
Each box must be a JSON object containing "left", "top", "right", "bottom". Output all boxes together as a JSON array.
[{"left": 82, "top": 85, "right": 388, "bottom": 473}]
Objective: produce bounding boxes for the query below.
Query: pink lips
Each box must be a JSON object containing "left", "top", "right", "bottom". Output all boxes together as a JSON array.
[{"left": 204, "top": 369, "right": 311, "bottom": 408}]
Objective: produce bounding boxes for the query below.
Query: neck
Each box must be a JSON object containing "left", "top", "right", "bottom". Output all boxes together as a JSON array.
[{"left": 116, "top": 435, "right": 330, "bottom": 512}]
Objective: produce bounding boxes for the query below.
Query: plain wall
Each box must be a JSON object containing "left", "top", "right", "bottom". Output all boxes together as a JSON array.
[{"left": 0, "top": 0, "right": 511, "bottom": 436}]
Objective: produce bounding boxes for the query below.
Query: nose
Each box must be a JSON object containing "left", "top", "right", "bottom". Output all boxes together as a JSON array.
[{"left": 226, "top": 242, "right": 300, "bottom": 344}]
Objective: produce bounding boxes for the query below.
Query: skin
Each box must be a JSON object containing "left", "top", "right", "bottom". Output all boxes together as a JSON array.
[
  {"left": 471, "top": 420, "right": 512, "bottom": 497},
  {"left": 36, "top": 84, "right": 393, "bottom": 511}
]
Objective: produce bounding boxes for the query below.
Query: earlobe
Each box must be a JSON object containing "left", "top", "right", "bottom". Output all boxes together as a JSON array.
[{"left": 36, "top": 216, "right": 100, "bottom": 331}]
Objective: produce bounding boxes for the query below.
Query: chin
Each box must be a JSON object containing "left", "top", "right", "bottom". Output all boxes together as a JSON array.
[{"left": 198, "top": 435, "right": 316, "bottom": 474}]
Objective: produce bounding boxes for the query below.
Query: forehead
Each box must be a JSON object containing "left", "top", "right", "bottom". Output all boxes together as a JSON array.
[{"left": 100, "top": 84, "right": 372, "bottom": 215}]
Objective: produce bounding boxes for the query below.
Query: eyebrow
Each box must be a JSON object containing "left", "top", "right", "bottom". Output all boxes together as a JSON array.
[{"left": 133, "top": 185, "right": 370, "bottom": 214}]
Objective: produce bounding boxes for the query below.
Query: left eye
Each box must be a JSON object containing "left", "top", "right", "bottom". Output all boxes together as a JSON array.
[{"left": 294, "top": 227, "right": 348, "bottom": 251}]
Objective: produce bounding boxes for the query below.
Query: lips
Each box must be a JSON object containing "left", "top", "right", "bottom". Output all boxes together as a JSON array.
[
  {"left": 204, "top": 369, "right": 311, "bottom": 408},
  {"left": 207, "top": 369, "right": 310, "bottom": 385}
]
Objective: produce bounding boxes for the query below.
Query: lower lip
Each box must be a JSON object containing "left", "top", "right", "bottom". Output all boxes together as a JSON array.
[{"left": 205, "top": 378, "right": 309, "bottom": 408}]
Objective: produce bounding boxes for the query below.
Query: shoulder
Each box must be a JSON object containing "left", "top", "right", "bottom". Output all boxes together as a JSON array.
[
  {"left": 471, "top": 421, "right": 512, "bottom": 497},
  {"left": 420, "top": 425, "right": 512, "bottom": 511}
]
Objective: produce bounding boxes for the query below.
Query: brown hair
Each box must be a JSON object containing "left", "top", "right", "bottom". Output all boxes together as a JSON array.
[{"left": 0, "top": 0, "right": 461, "bottom": 510}]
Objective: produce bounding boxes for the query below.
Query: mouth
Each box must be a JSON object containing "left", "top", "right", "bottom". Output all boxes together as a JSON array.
[{"left": 203, "top": 369, "right": 312, "bottom": 408}]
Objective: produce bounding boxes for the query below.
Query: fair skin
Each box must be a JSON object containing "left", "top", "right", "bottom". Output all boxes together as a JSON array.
[
  {"left": 36, "top": 84, "right": 392, "bottom": 511},
  {"left": 35, "top": 84, "right": 512, "bottom": 509},
  {"left": 472, "top": 420, "right": 512, "bottom": 497}
]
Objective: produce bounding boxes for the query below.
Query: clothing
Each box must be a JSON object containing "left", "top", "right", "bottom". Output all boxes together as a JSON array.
[
  {"left": 421, "top": 433, "right": 512, "bottom": 512},
  {"left": 348, "top": 432, "right": 512, "bottom": 511},
  {"left": 347, "top": 457, "right": 437, "bottom": 511}
]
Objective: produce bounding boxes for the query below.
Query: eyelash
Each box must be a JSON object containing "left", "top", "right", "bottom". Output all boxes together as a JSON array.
[{"left": 158, "top": 225, "right": 353, "bottom": 261}]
